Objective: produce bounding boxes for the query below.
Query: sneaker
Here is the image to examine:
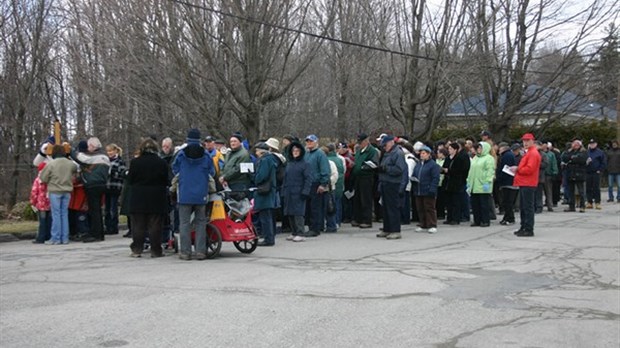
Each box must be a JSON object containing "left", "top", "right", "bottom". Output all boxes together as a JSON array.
[
  {"left": 586, "top": 203, "right": 593, "bottom": 209},
  {"left": 292, "top": 235, "right": 305, "bottom": 242},
  {"left": 179, "top": 253, "right": 191, "bottom": 261},
  {"left": 130, "top": 252, "right": 141, "bottom": 258},
  {"left": 386, "top": 233, "right": 402, "bottom": 240},
  {"left": 195, "top": 253, "right": 207, "bottom": 260},
  {"left": 286, "top": 234, "right": 295, "bottom": 241},
  {"left": 45, "top": 240, "right": 60, "bottom": 245},
  {"left": 428, "top": 227, "right": 437, "bottom": 234},
  {"left": 595, "top": 203, "right": 602, "bottom": 210},
  {"left": 376, "top": 231, "right": 389, "bottom": 238},
  {"left": 500, "top": 220, "right": 515, "bottom": 226},
  {"left": 415, "top": 227, "right": 427, "bottom": 233},
  {"left": 359, "top": 223, "right": 372, "bottom": 229}
]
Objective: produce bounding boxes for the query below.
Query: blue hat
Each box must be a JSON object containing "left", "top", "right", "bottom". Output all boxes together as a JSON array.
[
  {"left": 47, "top": 136, "right": 56, "bottom": 144},
  {"left": 419, "top": 146, "right": 432, "bottom": 153},
  {"left": 305, "top": 134, "right": 318, "bottom": 142},
  {"left": 380, "top": 135, "right": 395, "bottom": 146}
]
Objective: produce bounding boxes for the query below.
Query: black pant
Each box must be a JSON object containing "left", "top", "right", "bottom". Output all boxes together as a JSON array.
[
  {"left": 381, "top": 182, "right": 401, "bottom": 233},
  {"left": 436, "top": 187, "right": 447, "bottom": 219},
  {"left": 85, "top": 186, "right": 106, "bottom": 240},
  {"left": 446, "top": 191, "right": 462, "bottom": 223},
  {"left": 519, "top": 187, "right": 536, "bottom": 232},
  {"left": 471, "top": 193, "right": 491, "bottom": 225},
  {"left": 500, "top": 188, "right": 518, "bottom": 223},
  {"left": 130, "top": 214, "right": 163, "bottom": 256},
  {"left": 353, "top": 175, "right": 374, "bottom": 225},
  {"left": 586, "top": 173, "right": 601, "bottom": 204}
]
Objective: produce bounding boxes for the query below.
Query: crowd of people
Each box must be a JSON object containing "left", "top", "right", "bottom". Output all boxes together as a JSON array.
[{"left": 29, "top": 129, "right": 620, "bottom": 258}]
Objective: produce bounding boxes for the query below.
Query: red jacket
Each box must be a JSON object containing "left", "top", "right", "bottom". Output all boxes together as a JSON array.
[
  {"left": 30, "top": 176, "right": 50, "bottom": 211},
  {"left": 514, "top": 145, "right": 541, "bottom": 187}
]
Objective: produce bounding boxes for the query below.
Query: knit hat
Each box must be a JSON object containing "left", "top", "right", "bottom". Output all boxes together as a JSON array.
[
  {"left": 47, "top": 136, "right": 56, "bottom": 144},
  {"left": 231, "top": 133, "right": 244, "bottom": 143},
  {"left": 186, "top": 128, "right": 201, "bottom": 143},
  {"left": 77, "top": 140, "right": 88, "bottom": 152}
]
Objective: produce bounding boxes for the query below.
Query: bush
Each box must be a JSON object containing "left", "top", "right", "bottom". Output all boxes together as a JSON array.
[{"left": 9, "top": 201, "right": 37, "bottom": 221}]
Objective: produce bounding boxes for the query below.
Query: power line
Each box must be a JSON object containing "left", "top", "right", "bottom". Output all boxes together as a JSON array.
[{"left": 168, "top": 0, "right": 601, "bottom": 77}]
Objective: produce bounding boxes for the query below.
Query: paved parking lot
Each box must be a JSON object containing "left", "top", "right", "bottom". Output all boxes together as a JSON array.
[{"left": 1, "top": 202, "right": 619, "bottom": 347}]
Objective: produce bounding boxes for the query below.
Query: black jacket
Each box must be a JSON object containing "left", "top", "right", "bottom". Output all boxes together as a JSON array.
[
  {"left": 444, "top": 149, "right": 470, "bottom": 193},
  {"left": 127, "top": 152, "right": 169, "bottom": 214}
]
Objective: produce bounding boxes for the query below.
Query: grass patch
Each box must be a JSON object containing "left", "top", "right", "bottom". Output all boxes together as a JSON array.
[{"left": 0, "top": 220, "right": 38, "bottom": 234}]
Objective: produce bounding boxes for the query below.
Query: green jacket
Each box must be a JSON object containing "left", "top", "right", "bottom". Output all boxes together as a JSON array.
[
  {"left": 467, "top": 142, "right": 495, "bottom": 194},
  {"left": 40, "top": 157, "right": 78, "bottom": 193},
  {"left": 327, "top": 152, "right": 345, "bottom": 196},
  {"left": 543, "top": 151, "right": 558, "bottom": 176},
  {"left": 352, "top": 145, "right": 379, "bottom": 178},
  {"left": 221, "top": 147, "right": 252, "bottom": 185}
]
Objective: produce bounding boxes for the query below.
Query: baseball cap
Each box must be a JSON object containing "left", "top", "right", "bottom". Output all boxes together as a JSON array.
[
  {"left": 521, "top": 133, "right": 535, "bottom": 141},
  {"left": 305, "top": 134, "right": 318, "bottom": 142}
]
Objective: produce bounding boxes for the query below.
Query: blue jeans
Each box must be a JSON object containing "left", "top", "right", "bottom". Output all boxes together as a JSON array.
[
  {"left": 49, "top": 193, "right": 71, "bottom": 243},
  {"left": 258, "top": 209, "right": 275, "bottom": 244},
  {"left": 35, "top": 211, "right": 52, "bottom": 242},
  {"left": 519, "top": 187, "right": 536, "bottom": 232},
  {"left": 104, "top": 191, "right": 120, "bottom": 234},
  {"left": 609, "top": 173, "right": 620, "bottom": 201},
  {"left": 178, "top": 204, "right": 207, "bottom": 255}
]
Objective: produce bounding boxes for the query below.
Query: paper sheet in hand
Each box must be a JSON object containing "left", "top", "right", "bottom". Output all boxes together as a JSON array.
[
  {"left": 502, "top": 165, "right": 515, "bottom": 176},
  {"left": 240, "top": 162, "right": 254, "bottom": 173},
  {"left": 363, "top": 161, "right": 377, "bottom": 169}
]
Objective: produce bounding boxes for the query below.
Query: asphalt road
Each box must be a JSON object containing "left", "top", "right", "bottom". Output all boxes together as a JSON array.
[{"left": 1, "top": 202, "right": 619, "bottom": 348}]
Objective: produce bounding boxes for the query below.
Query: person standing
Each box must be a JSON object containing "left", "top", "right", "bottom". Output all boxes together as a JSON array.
[
  {"left": 104, "top": 143, "right": 126, "bottom": 235},
  {"left": 512, "top": 133, "right": 541, "bottom": 237},
  {"left": 534, "top": 142, "right": 549, "bottom": 214},
  {"left": 282, "top": 142, "right": 313, "bottom": 242},
  {"left": 219, "top": 134, "right": 252, "bottom": 191},
  {"left": 303, "top": 134, "right": 331, "bottom": 236},
  {"left": 442, "top": 142, "right": 470, "bottom": 225},
  {"left": 466, "top": 142, "right": 495, "bottom": 227},
  {"left": 75, "top": 137, "right": 110, "bottom": 243},
  {"left": 127, "top": 138, "right": 169, "bottom": 258},
  {"left": 30, "top": 162, "right": 52, "bottom": 244},
  {"left": 351, "top": 133, "right": 380, "bottom": 229},
  {"left": 607, "top": 140, "right": 620, "bottom": 202},
  {"left": 496, "top": 142, "right": 518, "bottom": 225},
  {"left": 39, "top": 145, "right": 78, "bottom": 244},
  {"left": 411, "top": 146, "right": 440, "bottom": 233},
  {"left": 585, "top": 139, "right": 606, "bottom": 210},
  {"left": 325, "top": 144, "right": 344, "bottom": 232},
  {"left": 376, "top": 136, "right": 408, "bottom": 240},
  {"left": 173, "top": 128, "right": 215, "bottom": 260},
  {"left": 541, "top": 142, "right": 558, "bottom": 212},
  {"left": 253, "top": 143, "right": 278, "bottom": 246},
  {"left": 561, "top": 140, "right": 588, "bottom": 213}
]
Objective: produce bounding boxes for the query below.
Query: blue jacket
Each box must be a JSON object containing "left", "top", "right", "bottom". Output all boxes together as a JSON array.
[
  {"left": 379, "top": 145, "right": 408, "bottom": 191},
  {"left": 587, "top": 147, "right": 607, "bottom": 173},
  {"left": 304, "top": 147, "right": 331, "bottom": 185},
  {"left": 253, "top": 153, "right": 278, "bottom": 211},
  {"left": 496, "top": 149, "right": 516, "bottom": 187},
  {"left": 411, "top": 158, "right": 441, "bottom": 197},
  {"left": 172, "top": 144, "right": 215, "bottom": 205},
  {"left": 282, "top": 145, "right": 313, "bottom": 216}
]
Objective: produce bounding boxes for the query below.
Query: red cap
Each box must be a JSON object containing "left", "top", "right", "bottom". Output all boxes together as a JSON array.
[{"left": 521, "top": 133, "right": 535, "bottom": 141}]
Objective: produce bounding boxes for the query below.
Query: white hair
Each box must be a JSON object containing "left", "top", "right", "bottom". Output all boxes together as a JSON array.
[{"left": 88, "top": 137, "right": 102, "bottom": 150}]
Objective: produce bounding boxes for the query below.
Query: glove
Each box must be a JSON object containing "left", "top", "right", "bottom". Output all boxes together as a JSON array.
[{"left": 482, "top": 183, "right": 490, "bottom": 192}]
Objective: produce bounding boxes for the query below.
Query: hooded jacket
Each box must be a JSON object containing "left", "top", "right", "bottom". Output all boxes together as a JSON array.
[
  {"left": 466, "top": 142, "right": 496, "bottom": 194},
  {"left": 586, "top": 146, "right": 607, "bottom": 174},
  {"left": 282, "top": 143, "right": 313, "bottom": 216},
  {"left": 172, "top": 142, "right": 215, "bottom": 205}
]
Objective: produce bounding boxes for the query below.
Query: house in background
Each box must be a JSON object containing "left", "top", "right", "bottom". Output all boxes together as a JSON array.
[{"left": 445, "top": 85, "right": 617, "bottom": 127}]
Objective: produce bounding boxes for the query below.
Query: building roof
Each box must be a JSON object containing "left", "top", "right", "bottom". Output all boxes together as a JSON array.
[{"left": 447, "top": 85, "right": 617, "bottom": 121}]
